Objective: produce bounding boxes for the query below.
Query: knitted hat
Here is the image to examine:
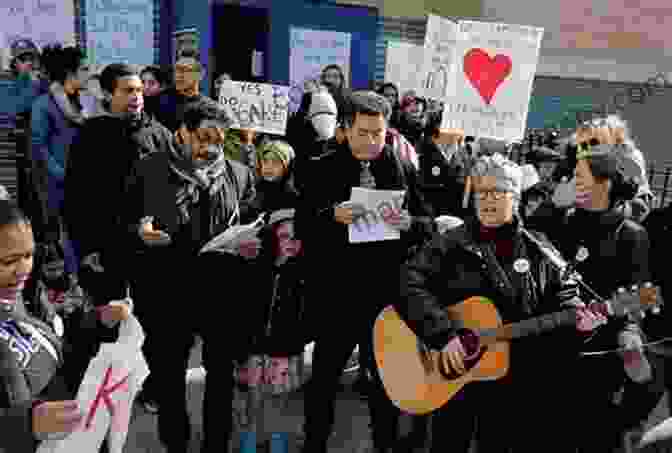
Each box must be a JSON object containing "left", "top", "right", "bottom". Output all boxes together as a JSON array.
[
  {"left": 258, "top": 140, "right": 295, "bottom": 168},
  {"left": 471, "top": 153, "right": 523, "bottom": 197},
  {"left": 307, "top": 90, "right": 337, "bottom": 119}
]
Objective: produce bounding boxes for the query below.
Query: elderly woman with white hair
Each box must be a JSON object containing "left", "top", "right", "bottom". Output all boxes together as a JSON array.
[{"left": 398, "top": 153, "right": 600, "bottom": 453}]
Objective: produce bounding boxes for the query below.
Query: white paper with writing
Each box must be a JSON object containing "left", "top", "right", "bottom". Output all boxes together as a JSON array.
[
  {"left": 37, "top": 314, "right": 149, "bottom": 453},
  {"left": 384, "top": 41, "right": 425, "bottom": 97},
  {"left": 219, "top": 81, "right": 290, "bottom": 135},
  {"left": 421, "top": 15, "right": 460, "bottom": 101},
  {"left": 441, "top": 21, "right": 544, "bottom": 142},
  {"left": 348, "top": 188, "right": 406, "bottom": 244}
]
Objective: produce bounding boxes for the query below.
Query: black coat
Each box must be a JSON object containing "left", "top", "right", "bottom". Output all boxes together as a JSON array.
[
  {"left": 417, "top": 138, "right": 468, "bottom": 218},
  {"left": 64, "top": 113, "right": 174, "bottom": 300}
]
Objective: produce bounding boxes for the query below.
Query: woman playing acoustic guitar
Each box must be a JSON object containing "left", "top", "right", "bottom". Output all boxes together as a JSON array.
[{"left": 397, "top": 153, "right": 606, "bottom": 453}]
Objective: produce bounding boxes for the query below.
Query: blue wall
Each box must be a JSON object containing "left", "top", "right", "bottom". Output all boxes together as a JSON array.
[{"left": 171, "top": 0, "right": 214, "bottom": 96}]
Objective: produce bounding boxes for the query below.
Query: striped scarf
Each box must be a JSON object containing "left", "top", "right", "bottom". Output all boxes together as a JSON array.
[{"left": 168, "top": 144, "right": 232, "bottom": 226}]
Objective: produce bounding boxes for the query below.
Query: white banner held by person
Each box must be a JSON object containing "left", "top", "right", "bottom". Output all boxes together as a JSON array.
[
  {"left": 348, "top": 188, "right": 406, "bottom": 244},
  {"left": 384, "top": 41, "right": 425, "bottom": 97},
  {"left": 37, "top": 314, "right": 150, "bottom": 453},
  {"left": 421, "top": 15, "right": 460, "bottom": 101},
  {"left": 441, "top": 21, "right": 544, "bottom": 142},
  {"left": 219, "top": 81, "right": 290, "bottom": 135}
]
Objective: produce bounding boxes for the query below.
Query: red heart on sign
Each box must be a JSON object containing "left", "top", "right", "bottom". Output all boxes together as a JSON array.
[{"left": 463, "top": 49, "right": 512, "bottom": 105}]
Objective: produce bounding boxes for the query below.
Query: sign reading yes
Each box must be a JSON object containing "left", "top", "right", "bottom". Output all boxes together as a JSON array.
[{"left": 218, "top": 81, "right": 290, "bottom": 135}]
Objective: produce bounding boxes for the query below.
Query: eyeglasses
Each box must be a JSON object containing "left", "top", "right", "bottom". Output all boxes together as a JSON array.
[{"left": 475, "top": 190, "right": 507, "bottom": 201}]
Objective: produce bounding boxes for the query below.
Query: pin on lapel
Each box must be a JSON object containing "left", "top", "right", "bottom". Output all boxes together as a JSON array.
[
  {"left": 576, "top": 246, "right": 589, "bottom": 262},
  {"left": 513, "top": 258, "right": 530, "bottom": 273},
  {"left": 432, "top": 166, "right": 441, "bottom": 176}
]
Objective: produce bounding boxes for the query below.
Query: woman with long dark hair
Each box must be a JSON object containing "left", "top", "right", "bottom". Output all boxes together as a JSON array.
[
  {"left": 0, "top": 199, "right": 130, "bottom": 453},
  {"left": 30, "top": 44, "right": 88, "bottom": 276}
]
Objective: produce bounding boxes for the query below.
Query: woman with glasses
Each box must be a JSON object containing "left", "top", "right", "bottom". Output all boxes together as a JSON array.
[{"left": 398, "top": 153, "right": 601, "bottom": 453}]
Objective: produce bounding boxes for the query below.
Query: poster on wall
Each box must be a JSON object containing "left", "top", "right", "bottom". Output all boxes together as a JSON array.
[
  {"left": 86, "top": 0, "right": 154, "bottom": 68},
  {"left": 0, "top": 0, "right": 76, "bottom": 71},
  {"left": 441, "top": 21, "right": 544, "bottom": 142},
  {"left": 173, "top": 28, "right": 199, "bottom": 63},
  {"left": 384, "top": 41, "right": 425, "bottom": 97},
  {"left": 421, "top": 15, "right": 460, "bottom": 101},
  {"left": 289, "top": 27, "right": 351, "bottom": 113},
  {"left": 219, "top": 80, "right": 290, "bottom": 135}
]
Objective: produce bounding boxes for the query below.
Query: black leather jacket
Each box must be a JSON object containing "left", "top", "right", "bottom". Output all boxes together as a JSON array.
[{"left": 398, "top": 218, "right": 574, "bottom": 351}]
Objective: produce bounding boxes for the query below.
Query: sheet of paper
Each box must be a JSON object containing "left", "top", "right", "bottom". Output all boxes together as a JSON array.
[
  {"left": 37, "top": 315, "right": 149, "bottom": 453},
  {"left": 348, "top": 188, "right": 406, "bottom": 244},
  {"left": 199, "top": 214, "right": 265, "bottom": 255}
]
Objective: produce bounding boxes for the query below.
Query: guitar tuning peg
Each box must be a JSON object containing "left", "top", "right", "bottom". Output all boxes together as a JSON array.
[
  {"left": 643, "top": 282, "right": 653, "bottom": 288},
  {"left": 652, "top": 306, "right": 661, "bottom": 315},
  {"left": 617, "top": 287, "right": 626, "bottom": 293}
]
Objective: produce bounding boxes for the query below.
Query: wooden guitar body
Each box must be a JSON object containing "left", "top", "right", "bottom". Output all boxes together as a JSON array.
[{"left": 373, "top": 297, "right": 509, "bottom": 415}]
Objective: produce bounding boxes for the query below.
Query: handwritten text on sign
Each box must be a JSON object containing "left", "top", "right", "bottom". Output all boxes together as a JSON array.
[
  {"left": 441, "top": 21, "right": 544, "bottom": 142},
  {"left": 0, "top": 0, "right": 75, "bottom": 52},
  {"left": 219, "top": 81, "right": 290, "bottom": 135},
  {"left": 86, "top": 0, "right": 154, "bottom": 66}
]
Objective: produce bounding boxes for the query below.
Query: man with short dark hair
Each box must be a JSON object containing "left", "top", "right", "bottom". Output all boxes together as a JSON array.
[
  {"left": 64, "top": 62, "right": 173, "bottom": 318},
  {"left": 156, "top": 50, "right": 212, "bottom": 133},
  {"left": 296, "top": 91, "right": 435, "bottom": 453}
]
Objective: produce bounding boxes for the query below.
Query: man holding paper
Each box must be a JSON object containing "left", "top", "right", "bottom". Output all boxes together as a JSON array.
[{"left": 295, "top": 91, "right": 434, "bottom": 453}]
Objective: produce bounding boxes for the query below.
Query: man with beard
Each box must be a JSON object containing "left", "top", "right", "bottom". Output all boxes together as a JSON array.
[
  {"left": 63, "top": 63, "right": 173, "bottom": 409},
  {"left": 295, "top": 91, "right": 435, "bottom": 453}
]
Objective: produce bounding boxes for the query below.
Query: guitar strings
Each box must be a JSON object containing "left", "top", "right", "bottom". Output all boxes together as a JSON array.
[{"left": 580, "top": 336, "right": 672, "bottom": 356}]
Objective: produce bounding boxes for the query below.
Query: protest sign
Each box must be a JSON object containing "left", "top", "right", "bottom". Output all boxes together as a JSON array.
[
  {"left": 219, "top": 81, "right": 290, "bottom": 135},
  {"left": 86, "top": 0, "right": 155, "bottom": 67},
  {"left": 384, "top": 41, "right": 425, "bottom": 97},
  {"left": 289, "top": 27, "right": 351, "bottom": 113},
  {"left": 421, "top": 15, "right": 460, "bottom": 100},
  {"left": 441, "top": 21, "right": 544, "bottom": 142},
  {"left": 37, "top": 314, "right": 149, "bottom": 453},
  {"left": 348, "top": 188, "right": 406, "bottom": 243},
  {"left": 0, "top": 0, "right": 75, "bottom": 68}
]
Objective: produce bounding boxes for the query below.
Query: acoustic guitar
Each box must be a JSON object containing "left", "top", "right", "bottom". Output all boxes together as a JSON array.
[{"left": 373, "top": 284, "right": 663, "bottom": 414}]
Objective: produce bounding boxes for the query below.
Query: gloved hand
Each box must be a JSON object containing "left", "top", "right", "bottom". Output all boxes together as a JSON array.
[{"left": 563, "top": 299, "right": 608, "bottom": 332}]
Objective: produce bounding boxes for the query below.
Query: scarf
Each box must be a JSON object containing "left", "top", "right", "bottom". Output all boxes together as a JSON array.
[
  {"left": 168, "top": 142, "right": 233, "bottom": 228},
  {"left": 49, "top": 82, "right": 86, "bottom": 125}
]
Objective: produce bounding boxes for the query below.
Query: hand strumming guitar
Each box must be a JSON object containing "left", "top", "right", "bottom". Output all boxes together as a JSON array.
[{"left": 441, "top": 336, "right": 468, "bottom": 376}]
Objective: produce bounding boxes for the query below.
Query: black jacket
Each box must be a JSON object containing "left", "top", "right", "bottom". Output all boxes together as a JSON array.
[
  {"left": 295, "top": 142, "right": 434, "bottom": 321},
  {"left": 64, "top": 112, "right": 173, "bottom": 300},
  {"left": 155, "top": 89, "right": 213, "bottom": 133},
  {"left": 417, "top": 138, "right": 468, "bottom": 218},
  {"left": 124, "top": 151, "right": 258, "bottom": 254},
  {"left": 253, "top": 175, "right": 300, "bottom": 214},
  {"left": 398, "top": 219, "right": 572, "bottom": 351}
]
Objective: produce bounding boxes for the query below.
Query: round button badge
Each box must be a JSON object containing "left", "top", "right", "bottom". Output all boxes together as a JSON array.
[
  {"left": 513, "top": 258, "right": 530, "bottom": 273},
  {"left": 432, "top": 166, "right": 441, "bottom": 176}
]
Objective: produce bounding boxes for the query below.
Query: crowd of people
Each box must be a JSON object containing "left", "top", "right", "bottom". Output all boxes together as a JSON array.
[{"left": 0, "top": 38, "right": 671, "bottom": 453}]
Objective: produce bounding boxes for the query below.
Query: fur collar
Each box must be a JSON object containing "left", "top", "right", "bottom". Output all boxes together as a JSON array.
[{"left": 49, "top": 82, "right": 85, "bottom": 125}]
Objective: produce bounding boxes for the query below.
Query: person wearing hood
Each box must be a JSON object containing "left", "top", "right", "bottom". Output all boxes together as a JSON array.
[
  {"left": 254, "top": 140, "right": 299, "bottom": 213},
  {"left": 123, "top": 99, "right": 259, "bottom": 453},
  {"left": 30, "top": 45, "right": 89, "bottom": 274},
  {"left": 287, "top": 89, "right": 338, "bottom": 191}
]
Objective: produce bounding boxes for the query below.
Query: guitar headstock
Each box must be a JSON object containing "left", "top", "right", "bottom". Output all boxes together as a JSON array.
[{"left": 604, "top": 283, "right": 664, "bottom": 318}]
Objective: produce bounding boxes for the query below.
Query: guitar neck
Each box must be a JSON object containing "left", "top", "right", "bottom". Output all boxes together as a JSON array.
[{"left": 482, "top": 308, "right": 578, "bottom": 345}]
